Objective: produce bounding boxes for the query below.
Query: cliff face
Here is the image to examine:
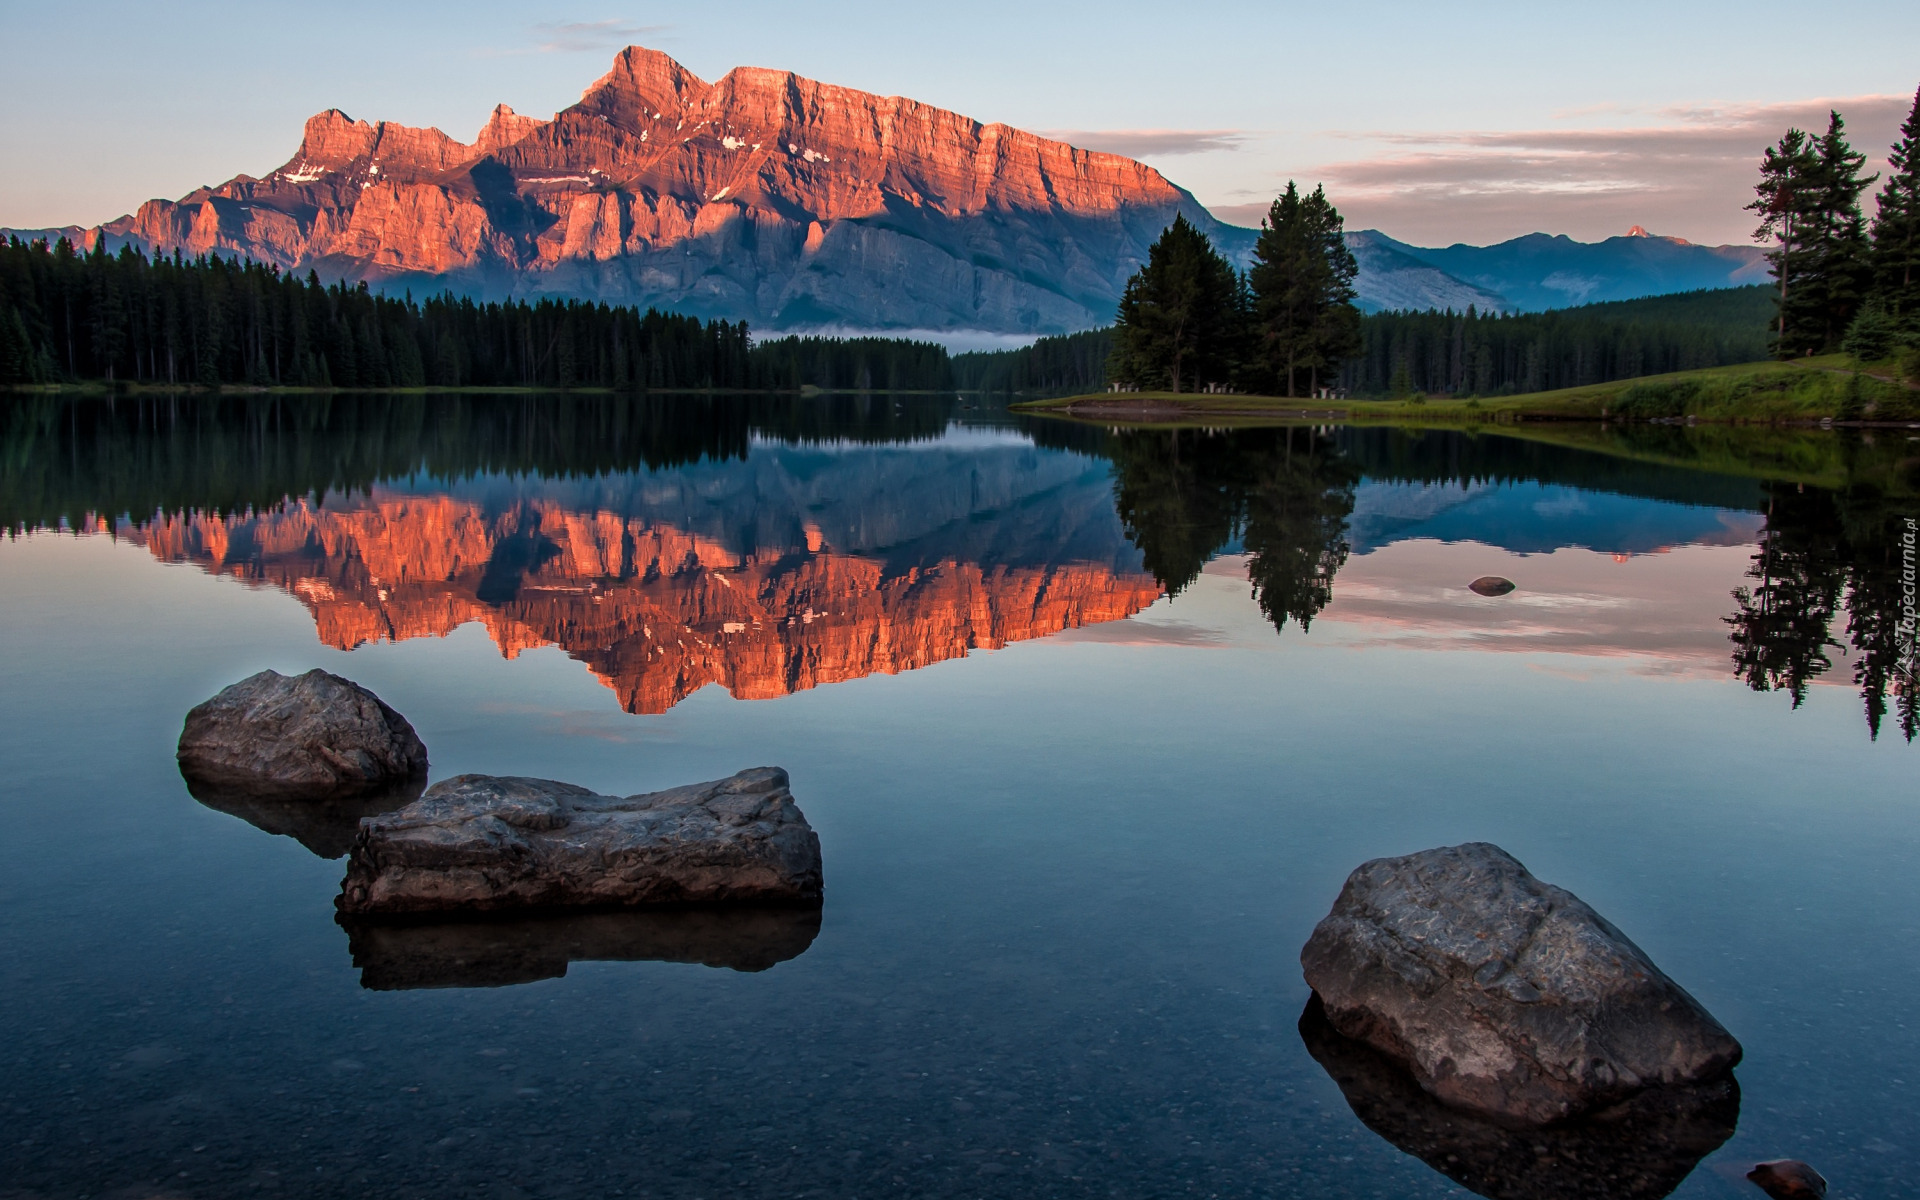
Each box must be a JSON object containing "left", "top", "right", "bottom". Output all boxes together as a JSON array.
[
  {"left": 89, "top": 46, "right": 1246, "bottom": 333},
  {"left": 124, "top": 493, "right": 1162, "bottom": 713}
]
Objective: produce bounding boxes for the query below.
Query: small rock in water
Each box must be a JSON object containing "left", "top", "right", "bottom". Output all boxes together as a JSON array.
[
  {"left": 1301, "top": 842, "right": 1741, "bottom": 1125},
  {"left": 1469, "top": 576, "right": 1517, "bottom": 596},
  {"left": 337, "top": 767, "right": 823, "bottom": 915},
  {"left": 1746, "top": 1160, "right": 1827, "bottom": 1199},
  {"left": 177, "top": 669, "right": 428, "bottom": 799}
]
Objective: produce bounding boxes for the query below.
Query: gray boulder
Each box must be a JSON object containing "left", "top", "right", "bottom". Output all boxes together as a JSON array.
[
  {"left": 1301, "top": 842, "right": 1740, "bottom": 1125},
  {"left": 337, "top": 768, "right": 822, "bottom": 915},
  {"left": 177, "top": 669, "right": 428, "bottom": 798}
]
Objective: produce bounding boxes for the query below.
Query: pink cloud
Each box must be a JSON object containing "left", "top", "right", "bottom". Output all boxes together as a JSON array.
[
  {"left": 1263, "top": 94, "right": 1914, "bottom": 246},
  {"left": 1044, "top": 129, "right": 1250, "bottom": 157}
]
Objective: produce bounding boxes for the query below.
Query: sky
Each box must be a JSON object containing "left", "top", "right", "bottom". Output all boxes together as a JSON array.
[{"left": 3, "top": 0, "right": 1917, "bottom": 247}]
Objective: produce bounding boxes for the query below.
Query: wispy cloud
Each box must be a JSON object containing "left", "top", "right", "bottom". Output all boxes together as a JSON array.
[
  {"left": 1044, "top": 129, "right": 1249, "bottom": 157},
  {"left": 529, "top": 19, "right": 670, "bottom": 54},
  {"left": 1295, "top": 94, "right": 1912, "bottom": 245}
]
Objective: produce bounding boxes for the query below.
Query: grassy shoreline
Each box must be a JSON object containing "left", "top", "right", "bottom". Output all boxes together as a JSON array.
[{"left": 1011, "top": 356, "right": 1920, "bottom": 427}]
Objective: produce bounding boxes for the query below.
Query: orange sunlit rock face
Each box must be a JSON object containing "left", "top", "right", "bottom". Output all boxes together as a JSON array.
[
  {"left": 81, "top": 46, "right": 1224, "bottom": 330},
  {"left": 123, "top": 493, "right": 1162, "bottom": 714}
]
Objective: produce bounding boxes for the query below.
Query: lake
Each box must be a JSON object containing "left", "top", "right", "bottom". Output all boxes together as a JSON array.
[{"left": 1, "top": 393, "right": 1914, "bottom": 1200}]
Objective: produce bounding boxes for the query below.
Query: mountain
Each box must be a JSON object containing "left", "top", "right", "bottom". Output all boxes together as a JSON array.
[
  {"left": 1345, "top": 231, "right": 1509, "bottom": 313},
  {"left": 1362, "top": 227, "right": 1769, "bottom": 312},
  {"left": 6, "top": 45, "right": 1762, "bottom": 330},
  {"left": 47, "top": 46, "right": 1257, "bottom": 336}
]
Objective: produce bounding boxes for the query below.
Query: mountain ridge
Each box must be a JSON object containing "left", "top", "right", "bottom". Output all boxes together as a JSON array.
[
  {"left": 35, "top": 47, "right": 1249, "bottom": 335},
  {"left": 3, "top": 46, "right": 1774, "bottom": 330},
  {"left": 1363, "top": 228, "right": 1769, "bottom": 312}
]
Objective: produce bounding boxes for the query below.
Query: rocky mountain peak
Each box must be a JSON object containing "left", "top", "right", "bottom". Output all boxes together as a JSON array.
[
  {"left": 282, "top": 108, "right": 474, "bottom": 185},
  {"left": 576, "top": 44, "right": 713, "bottom": 129},
  {"left": 292, "top": 110, "right": 381, "bottom": 168},
  {"left": 474, "top": 104, "right": 546, "bottom": 156},
  {"left": 85, "top": 44, "right": 1246, "bottom": 332}
]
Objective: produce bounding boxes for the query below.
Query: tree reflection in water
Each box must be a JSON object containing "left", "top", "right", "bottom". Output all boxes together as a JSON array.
[
  {"left": 1108, "top": 425, "right": 1359, "bottom": 634},
  {"left": 1730, "top": 463, "right": 1919, "bottom": 742}
]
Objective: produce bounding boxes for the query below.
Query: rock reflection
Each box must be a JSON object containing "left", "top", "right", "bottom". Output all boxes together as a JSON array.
[
  {"left": 185, "top": 777, "right": 424, "bottom": 859},
  {"left": 1298, "top": 996, "right": 1739, "bottom": 1200},
  {"left": 338, "top": 907, "right": 822, "bottom": 990}
]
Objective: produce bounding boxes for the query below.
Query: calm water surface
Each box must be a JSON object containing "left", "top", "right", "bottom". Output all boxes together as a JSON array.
[{"left": 1, "top": 395, "right": 1915, "bottom": 1200}]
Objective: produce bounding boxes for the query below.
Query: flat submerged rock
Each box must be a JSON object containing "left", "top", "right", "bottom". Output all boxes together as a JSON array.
[
  {"left": 337, "top": 768, "right": 822, "bottom": 915},
  {"left": 1301, "top": 842, "right": 1741, "bottom": 1126}
]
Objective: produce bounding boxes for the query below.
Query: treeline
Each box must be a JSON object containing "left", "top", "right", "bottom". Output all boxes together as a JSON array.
[
  {"left": 750, "top": 335, "right": 951, "bottom": 391},
  {"left": 952, "top": 329, "right": 1113, "bottom": 395},
  {"left": 1338, "top": 286, "right": 1776, "bottom": 397},
  {"left": 961, "top": 288, "right": 1777, "bottom": 399},
  {"left": 0, "top": 237, "right": 954, "bottom": 391}
]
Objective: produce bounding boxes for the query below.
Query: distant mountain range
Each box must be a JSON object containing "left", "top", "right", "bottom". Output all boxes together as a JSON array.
[
  {"left": 2, "top": 46, "right": 1771, "bottom": 332},
  {"left": 1351, "top": 227, "right": 1770, "bottom": 314}
]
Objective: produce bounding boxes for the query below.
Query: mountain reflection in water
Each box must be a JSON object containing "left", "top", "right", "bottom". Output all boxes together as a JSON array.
[
  {"left": 110, "top": 437, "right": 1159, "bottom": 713},
  {"left": 2, "top": 393, "right": 1913, "bottom": 736}
]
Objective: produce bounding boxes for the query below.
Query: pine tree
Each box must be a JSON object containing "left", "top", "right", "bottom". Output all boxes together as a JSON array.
[
  {"left": 1869, "top": 85, "right": 1920, "bottom": 322},
  {"left": 1303, "top": 186, "right": 1361, "bottom": 396},
  {"left": 1802, "top": 111, "right": 1876, "bottom": 351},
  {"left": 1107, "top": 214, "right": 1246, "bottom": 393},
  {"left": 1249, "top": 183, "right": 1313, "bottom": 395},
  {"left": 1249, "top": 183, "right": 1362, "bottom": 396},
  {"left": 1748, "top": 127, "right": 1821, "bottom": 356}
]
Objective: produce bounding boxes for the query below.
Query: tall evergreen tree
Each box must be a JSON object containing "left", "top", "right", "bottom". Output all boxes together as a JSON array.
[
  {"left": 1748, "top": 127, "right": 1822, "bottom": 356},
  {"left": 1305, "top": 187, "right": 1363, "bottom": 395},
  {"left": 1248, "top": 183, "right": 1361, "bottom": 396},
  {"left": 1248, "top": 183, "right": 1314, "bottom": 395},
  {"left": 1108, "top": 214, "right": 1246, "bottom": 393},
  {"left": 1869, "top": 85, "right": 1920, "bottom": 322},
  {"left": 1803, "top": 111, "right": 1877, "bottom": 351}
]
